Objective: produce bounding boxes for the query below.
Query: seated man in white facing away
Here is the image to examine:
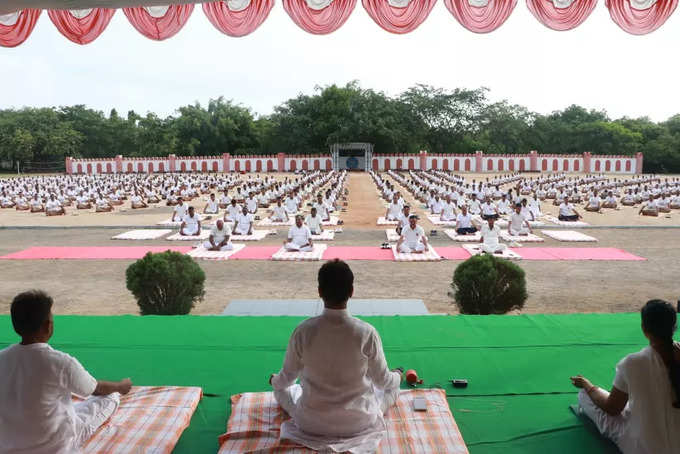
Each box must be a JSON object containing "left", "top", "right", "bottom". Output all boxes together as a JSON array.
[
  {"left": 479, "top": 217, "right": 506, "bottom": 254},
  {"left": 180, "top": 206, "right": 201, "bottom": 236},
  {"left": 305, "top": 207, "right": 323, "bottom": 235},
  {"left": 270, "top": 198, "right": 289, "bottom": 222},
  {"left": 509, "top": 203, "right": 532, "bottom": 236},
  {"left": 397, "top": 214, "right": 429, "bottom": 254},
  {"left": 284, "top": 215, "right": 314, "bottom": 252},
  {"left": 203, "top": 193, "right": 219, "bottom": 214},
  {"left": 269, "top": 260, "right": 402, "bottom": 453},
  {"left": 0, "top": 290, "right": 132, "bottom": 454},
  {"left": 570, "top": 300, "right": 680, "bottom": 454},
  {"left": 232, "top": 205, "right": 254, "bottom": 236},
  {"left": 203, "top": 219, "right": 232, "bottom": 251}
]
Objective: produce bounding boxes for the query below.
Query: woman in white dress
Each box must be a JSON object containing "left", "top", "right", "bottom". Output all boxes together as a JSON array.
[{"left": 571, "top": 300, "right": 680, "bottom": 454}]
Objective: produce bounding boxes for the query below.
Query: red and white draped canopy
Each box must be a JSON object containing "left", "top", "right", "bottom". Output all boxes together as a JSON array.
[{"left": 1, "top": 0, "right": 677, "bottom": 47}]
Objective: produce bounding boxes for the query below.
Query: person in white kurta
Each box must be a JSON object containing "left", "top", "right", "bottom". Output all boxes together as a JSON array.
[
  {"left": 203, "top": 193, "right": 219, "bottom": 214},
  {"left": 571, "top": 300, "right": 680, "bottom": 454},
  {"left": 639, "top": 196, "right": 659, "bottom": 217},
  {"left": 45, "top": 195, "right": 65, "bottom": 216},
  {"left": 509, "top": 204, "right": 531, "bottom": 236},
  {"left": 269, "top": 260, "right": 402, "bottom": 453},
  {"left": 440, "top": 196, "right": 457, "bottom": 222},
  {"left": 232, "top": 206, "right": 254, "bottom": 236},
  {"left": 314, "top": 194, "right": 331, "bottom": 221},
  {"left": 180, "top": 207, "right": 201, "bottom": 236},
  {"left": 172, "top": 199, "right": 188, "bottom": 222},
  {"left": 270, "top": 199, "right": 289, "bottom": 222},
  {"left": 385, "top": 195, "right": 402, "bottom": 221},
  {"left": 285, "top": 216, "right": 314, "bottom": 252},
  {"left": 397, "top": 215, "right": 428, "bottom": 254},
  {"left": 245, "top": 194, "right": 258, "bottom": 214},
  {"left": 305, "top": 208, "right": 323, "bottom": 235},
  {"left": 0, "top": 290, "right": 132, "bottom": 454},
  {"left": 203, "top": 220, "right": 232, "bottom": 251},
  {"left": 480, "top": 218, "right": 506, "bottom": 254},
  {"left": 224, "top": 200, "right": 241, "bottom": 222}
]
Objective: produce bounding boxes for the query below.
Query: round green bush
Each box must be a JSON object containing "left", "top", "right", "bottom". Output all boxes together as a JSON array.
[
  {"left": 451, "top": 254, "right": 527, "bottom": 315},
  {"left": 126, "top": 250, "right": 205, "bottom": 315}
]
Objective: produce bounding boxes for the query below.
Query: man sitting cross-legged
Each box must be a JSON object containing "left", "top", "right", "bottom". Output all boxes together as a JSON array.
[
  {"left": 180, "top": 206, "right": 201, "bottom": 236},
  {"left": 203, "top": 193, "right": 219, "bottom": 214},
  {"left": 397, "top": 214, "right": 429, "bottom": 254},
  {"left": 202, "top": 219, "right": 232, "bottom": 251},
  {"left": 385, "top": 194, "right": 402, "bottom": 221},
  {"left": 639, "top": 195, "right": 659, "bottom": 217},
  {"left": 509, "top": 203, "right": 532, "bottom": 236},
  {"left": 440, "top": 195, "right": 457, "bottom": 222},
  {"left": 232, "top": 205, "right": 254, "bottom": 236},
  {"left": 480, "top": 217, "right": 506, "bottom": 254},
  {"left": 585, "top": 190, "right": 602, "bottom": 213},
  {"left": 0, "top": 290, "right": 132, "bottom": 454},
  {"left": 269, "top": 260, "right": 403, "bottom": 453},
  {"left": 284, "top": 215, "right": 313, "bottom": 252},
  {"left": 45, "top": 194, "right": 65, "bottom": 216},
  {"left": 558, "top": 196, "right": 582, "bottom": 222},
  {"left": 602, "top": 191, "right": 618, "bottom": 209},
  {"left": 305, "top": 207, "right": 323, "bottom": 235},
  {"left": 455, "top": 205, "right": 477, "bottom": 235},
  {"left": 269, "top": 198, "right": 289, "bottom": 223}
]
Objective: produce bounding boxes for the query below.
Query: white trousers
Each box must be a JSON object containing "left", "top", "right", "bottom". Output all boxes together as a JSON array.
[
  {"left": 440, "top": 214, "right": 456, "bottom": 222},
  {"left": 275, "top": 382, "right": 399, "bottom": 421},
  {"left": 233, "top": 226, "right": 251, "bottom": 235},
  {"left": 202, "top": 241, "right": 233, "bottom": 251},
  {"left": 74, "top": 393, "right": 120, "bottom": 447},
  {"left": 481, "top": 242, "right": 507, "bottom": 253},
  {"left": 577, "top": 390, "right": 627, "bottom": 450},
  {"left": 182, "top": 225, "right": 199, "bottom": 235},
  {"left": 285, "top": 242, "right": 313, "bottom": 252},
  {"left": 399, "top": 242, "right": 425, "bottom": 253},
  {"left": 509, "top": 228, "right": 529, "bottom": 236}
]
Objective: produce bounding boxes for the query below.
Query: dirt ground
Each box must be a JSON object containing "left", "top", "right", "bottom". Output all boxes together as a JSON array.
[{"left": 0, "top": 172, "right": 678, "bottom": 316}]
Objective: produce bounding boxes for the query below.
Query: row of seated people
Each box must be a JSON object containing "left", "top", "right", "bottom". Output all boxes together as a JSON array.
[
  {"left": 2, "top": 264, "right": 678, "bottom": 454},
  {"left": 393, "top": 205, "right": 534, "bottom": 254}
]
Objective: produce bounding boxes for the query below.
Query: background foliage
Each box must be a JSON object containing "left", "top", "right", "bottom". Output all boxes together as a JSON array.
[{"left": 1, "top": 82, "right": 679, "bottom": 172}]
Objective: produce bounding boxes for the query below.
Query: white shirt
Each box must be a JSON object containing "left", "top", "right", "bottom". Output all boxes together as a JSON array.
[
  {"left": 46, "top": 200, "right": 61, "bottom": 210},
  {"left": 210, "top": 224, "right": 231, "bottom": 243},
  {"left": 174, "top": 204, "right": 188, "bottom": 219},
  {"left": 559, "top": 203, "right": 574, "bottom": 217},
  {"left": 246, "top": 197, "right": 258, "bottom": 212},
  {"left": 401, "top": 224, "right": 425, "bottom": 245},
  {"left": 0, "top": 343, "right": 97, "bottom": 454},
  {"left": 481, "top": 223, "right": 501, "bottom": 247},
  {"left": 288, "top": 224, "right": 312, "bottom": 246},
  {"left": 234, "top": 213, "right": 253, "bottom": 231},
  {"left": 612, "top": 346, "right": 680, "bottom": 454},
  {"left": 226, "top": 204, "right": 241, "bottom": 219},
  {"left": 314, "top": 202, "right": 330, "bottom": 219},
  {"left": 206, "top": 200, "right": 218, "bottom": 212},
  {"left": 272, "top": 205, "right": 288, "bottom": 220},
  {"left": 589, "top": 196, "right": 600, "bottom": 208},
  {"left": 285, "top": 198, "right": 298, "bottom": 213},
  {"left": 510, "top": 212, "right": 526, "bottom": 232},
  {"left": 430, "top": 200, "right": 443, "bottom": 214},
  {"left": 481, "top": 203, "right": 496, "bottom": 216},
  {"left": 271, "top": 309, "right": 400, "bottom": 440},
  {"left": 456, "top": 212, "right": 472, "bottom": 229},
  {"left": 183, "top": 213, "right": 199, "bottom": 228},
  {"left": 305, "top": 214, "right": 322, "bottom": 233},
  {"left": 387, "top": 202, "right": 401, "bottom": 218}
]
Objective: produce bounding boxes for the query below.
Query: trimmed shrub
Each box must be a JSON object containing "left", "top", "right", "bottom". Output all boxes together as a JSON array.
[
  {"left": 126, "top": 251, "right": 205, "bottom": 315},
  {"left": 451, "top": 254, "right": 527, "bottom": 315}
]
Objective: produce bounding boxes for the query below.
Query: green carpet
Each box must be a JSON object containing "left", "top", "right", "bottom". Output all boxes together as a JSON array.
[{"left": 0, "top": 313, "right": 670, "bottom": 453}]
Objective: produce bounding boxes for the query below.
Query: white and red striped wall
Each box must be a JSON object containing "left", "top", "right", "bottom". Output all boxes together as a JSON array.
[{"left": 66, "top": 151, "right": 643, "bottom": 175}]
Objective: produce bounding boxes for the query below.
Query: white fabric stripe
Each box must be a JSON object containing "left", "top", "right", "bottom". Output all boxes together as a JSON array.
[
  {"left": 70, "top": 8, "right": 93, "bottom": 18},
  {"left": 630, "top": 0, "right": 657, "bottom": 10},
  {"left": 551, "top": 0, "right": 576, "bottom": 9},
  {"left": 112, "top": 229, "right": 172, "bottom": 240},
  {"left": 0, "top": 11, "right": 20, "bottom": 26},
  {"left": 468, "top": 0, "right": 490, "bottom": 6},
  {"left": 305, "top": 0, "right": 333, "bottom": 10},
  {"left": 387, "top": 0, "right": 412, "bottom": 7},
  {"left": 227, "top": 0, "right": 250, "bottom": 11},
  {"left": 144, "top": 5, "right": 170, "bottom": 17}
]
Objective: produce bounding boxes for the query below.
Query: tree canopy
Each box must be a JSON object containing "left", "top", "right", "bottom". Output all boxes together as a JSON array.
[{"left": 1, "top": 83, "right": 678, "bottom": 173}]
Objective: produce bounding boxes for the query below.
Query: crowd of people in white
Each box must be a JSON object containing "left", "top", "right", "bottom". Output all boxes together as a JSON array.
[{"left": 372, "top": 170, "right": 680, "bottom": 254}]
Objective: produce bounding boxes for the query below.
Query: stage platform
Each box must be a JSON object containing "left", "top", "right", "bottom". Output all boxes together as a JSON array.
[
  {"left": 222, "top": 299, "right": 431, "bottom": 316},
  {"left": 0, "top": 313, "right": 661, "bottom": 453}
]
